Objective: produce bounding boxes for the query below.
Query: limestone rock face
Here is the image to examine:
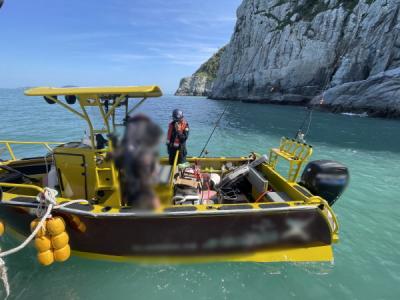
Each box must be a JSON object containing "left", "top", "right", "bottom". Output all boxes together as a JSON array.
[
  {"left": 175, "top": 75, "right": 213, "bottom": 96},
  {"left": 200, "top": 0, "right": 400, "bottom": 116},
  {"left": 175, "top": 47, "right": 226, "bottom": 96},
  {"left": 312, "top": 68, "right": 400, "bottom": 118}
]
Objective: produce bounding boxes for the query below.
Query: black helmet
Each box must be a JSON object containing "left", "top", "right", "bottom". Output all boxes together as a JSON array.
[{"left": 172, "top": 109, "right": 183, "bottom": 121}]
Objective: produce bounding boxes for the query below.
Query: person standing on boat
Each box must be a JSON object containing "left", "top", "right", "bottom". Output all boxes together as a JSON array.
[{"left": 167, "top": 109, "right": 189, "bottom": 165}]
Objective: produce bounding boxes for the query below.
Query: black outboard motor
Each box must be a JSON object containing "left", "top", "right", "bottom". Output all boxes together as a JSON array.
[{"left": 300, "top": 160, "right": 349, "bottom": 206}]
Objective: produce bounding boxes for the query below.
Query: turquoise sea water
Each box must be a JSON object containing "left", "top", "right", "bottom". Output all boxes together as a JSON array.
[{"left": 1, "top": 88, "right": 400, "bottom": 299}]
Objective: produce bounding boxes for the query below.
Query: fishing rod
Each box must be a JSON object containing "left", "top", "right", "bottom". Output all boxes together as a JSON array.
[
  {"left": 199, "top": 104, "right": 229, "bottom": 157},
  {"left": 201, "top": 9, "right": 362, "bottom": 153},
  {"left": 294, "top": 14, "right": 362, "bottom": 143},
  {"left": 199, "top": 41, "right": 266, "bottom": 157}
]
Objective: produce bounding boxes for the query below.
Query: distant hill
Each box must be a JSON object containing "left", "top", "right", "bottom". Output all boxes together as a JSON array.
[{"left": 175, "top": 46, "right": 226, "bottom": 96}]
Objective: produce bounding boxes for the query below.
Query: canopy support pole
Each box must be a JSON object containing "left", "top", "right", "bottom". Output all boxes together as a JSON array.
[
  {"left": 127, "top": 97, "right": 147, "bottom": 115},
  {"left": 105, "top": 95, "right": 127, "bottom": 120},
  {"left": 47, "top": 96, "right": 86, "bottom": 119}
]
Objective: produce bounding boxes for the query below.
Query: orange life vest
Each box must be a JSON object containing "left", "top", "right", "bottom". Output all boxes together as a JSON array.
[{"left": 167, "top": 119, "right": 188, "bottom": 148}]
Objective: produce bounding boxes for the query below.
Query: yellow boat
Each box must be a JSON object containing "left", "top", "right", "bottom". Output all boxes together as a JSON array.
[{"left": 0, "top": 86, "right": 349, "bottom": 264}]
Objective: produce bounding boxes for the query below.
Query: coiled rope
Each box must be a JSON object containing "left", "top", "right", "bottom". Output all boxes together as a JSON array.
[{"left": 0, "top": 187, "right": 89, "bottom": 297}]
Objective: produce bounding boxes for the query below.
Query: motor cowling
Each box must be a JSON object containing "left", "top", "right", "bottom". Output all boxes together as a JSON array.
[{"left": 300, "top": 160, "right": 349, "bottom": 206}]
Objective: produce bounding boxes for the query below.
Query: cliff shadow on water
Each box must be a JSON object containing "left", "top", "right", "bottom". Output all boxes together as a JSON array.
[{"left": 210, "top": 99, "right": 400, "bottom": 154}]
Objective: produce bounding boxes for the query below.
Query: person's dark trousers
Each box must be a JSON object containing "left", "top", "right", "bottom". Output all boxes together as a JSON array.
[{"left": 168, "top": 145, "right": 187, "bottom": 165}]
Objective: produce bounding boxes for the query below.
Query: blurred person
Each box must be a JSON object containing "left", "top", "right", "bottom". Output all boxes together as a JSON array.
[{"left": 112, "top": 114, "right": 162, "bottom": 209}]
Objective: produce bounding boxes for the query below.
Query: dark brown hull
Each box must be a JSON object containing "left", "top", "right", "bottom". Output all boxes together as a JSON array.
[{"left": 0, "top": 202, "right": 332, "bottom": 257}]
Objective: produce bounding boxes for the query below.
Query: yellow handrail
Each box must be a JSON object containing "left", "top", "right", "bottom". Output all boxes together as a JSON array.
[
  {"left": 0, "top": 182, "right": 44, "bottom": 194},
  {"left": 269, "top": 137, "right": 313, "bottom": 182},
  {"left": 0, "top": 140, "right": 63, "bottom": 162},
  {"left": 169, "top": 150, "right": 180, "bottom": 188}
]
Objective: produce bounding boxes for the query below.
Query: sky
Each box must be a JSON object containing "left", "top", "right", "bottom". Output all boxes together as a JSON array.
[{"left": 0, "top": 0, "right": 241, "bottom": 93}]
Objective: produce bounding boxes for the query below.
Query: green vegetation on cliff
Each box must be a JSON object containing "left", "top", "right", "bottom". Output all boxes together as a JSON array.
[
  {"left": 193, "top": 46, "right": 226, "bottom": 80},
  {"left": 254, "top": 0, "right": 377, "bottom": 31}
]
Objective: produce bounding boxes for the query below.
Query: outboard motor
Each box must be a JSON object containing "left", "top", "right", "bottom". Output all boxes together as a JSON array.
[{"left": 300, "top": 160, "right": 349, "bottom": 206}]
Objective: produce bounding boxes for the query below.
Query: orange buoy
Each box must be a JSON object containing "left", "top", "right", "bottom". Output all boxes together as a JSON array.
[
  {"left": 53, "top": 244, "right": 71, "bottom": 262},
  {"left": 34, "top": 236, "right": 52, "bottom": 252},
  {"left": 51, "top": 232, "right": 69, "bottom": 250},
  {"left": 37, "top": 250, "right": 54, "bottom": 266},
  {"left": 30, "top": 219, "right": 46, "bottom": 237},
  {"left": 0, "top": 220, "right": 4, "bottom": 236},
  {"left": 46, "top": 217, "right": 66, "bottom": 236}
]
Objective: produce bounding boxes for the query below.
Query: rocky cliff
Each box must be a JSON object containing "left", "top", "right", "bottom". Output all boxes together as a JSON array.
[
  {"left": 175, "top": 47, "right": 226, "bottom": 96},
  {"left": 180, "top": 0, "right": 400, "bottom": 117}
]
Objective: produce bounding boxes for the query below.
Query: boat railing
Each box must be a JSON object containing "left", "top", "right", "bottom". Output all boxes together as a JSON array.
[
  {"left": 0, "top": 140, "right": 63, "bottom": 162},
  {"left": 269, "top": 137, "right": 313, "bottom": 182},
  {"left": 0, "top": 182, "right": 44, "bottom": 194},
  {"left": 169, "top": 150, "right": 180, "bottom": 188}
]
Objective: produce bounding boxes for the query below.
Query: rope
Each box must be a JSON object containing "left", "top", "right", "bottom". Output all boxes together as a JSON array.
[
  {"left": 0, "top": 188, "right": 89, "bottom": 297},
  {"left": 0, "top": 255, "right": 10, "bottom": 299}
]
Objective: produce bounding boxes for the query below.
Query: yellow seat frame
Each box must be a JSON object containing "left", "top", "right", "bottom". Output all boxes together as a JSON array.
[{"left": 269, "top": 137, "right": 313, "bottom": 182}]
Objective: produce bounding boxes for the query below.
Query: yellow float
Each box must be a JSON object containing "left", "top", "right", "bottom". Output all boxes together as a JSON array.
[
  {"left": 0, "top": 220, "right": 4, "bottom": 236},
  {"left": 30, "top": 217, "right": 70, "bottom": 266},
  {"left": 46, "top": 217, "right": 65, "bottom": 236}
]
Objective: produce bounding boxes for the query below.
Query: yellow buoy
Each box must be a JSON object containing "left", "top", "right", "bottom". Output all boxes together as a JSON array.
[
  {"left": 37, "top": 250, "right": 54, "bottom": 266},
  {"left": 51, "top": 232, "right": 69, "bottom": 250},
  {"left": 30, "top": 219, "right": 46, "bottom": 237},
  {"left": 34, "top": 236, "right": 52, "bottom": 252},
  {"left": 0, "top": 220, "right": 4, "bottom": 236},
  {"left": 46, "top": 217, "right": 66, "bottom": 236},
  {"left": 53, "top": 244, "right": 71, "bottom": 262}
]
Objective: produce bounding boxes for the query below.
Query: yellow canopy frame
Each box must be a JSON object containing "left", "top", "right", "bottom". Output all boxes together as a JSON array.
[{"left": 24, "top": 86, "right": 163, "bottom": 148}]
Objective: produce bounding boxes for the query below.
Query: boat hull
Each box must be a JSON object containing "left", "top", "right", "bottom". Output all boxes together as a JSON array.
[{"left": 0, "top": 202, "right": 333, "bottom": 263}]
